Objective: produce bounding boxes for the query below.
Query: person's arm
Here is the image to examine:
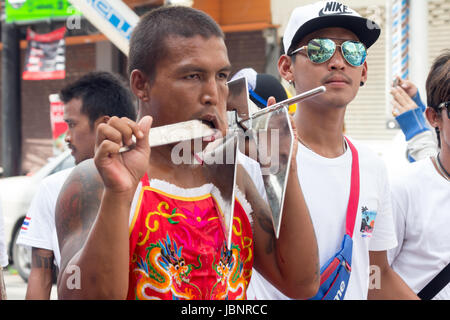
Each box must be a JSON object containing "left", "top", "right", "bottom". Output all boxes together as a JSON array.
[
  {"left": 56, "top": 160, "right": 112, "bottom": 299},
  {"left": 368, "top": 250, "right": 419, "bottom": 300},
  {"left": 56, "top": 116, "right": 152, "bottom": 299},
  {"left": 391, "top": 79, "right": 438, "bottom": 162},
  {"left": 26, "top": 248, "right": 54, "bottom": 300},
  {"left": 405, "top": 131, "right": 438, "bottom": 162},
  {"left": 391, "top": 86, "right": 429, "bottom": 140},
  {"left": 243, "top": 110, "right": 319, "bottom": 299}
]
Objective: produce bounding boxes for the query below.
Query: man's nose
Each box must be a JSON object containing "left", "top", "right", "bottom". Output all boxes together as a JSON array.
[
  {"left": 64, "top": 130, "right": 71, "bottom": 143},
  {"left": 200, "top": 77, "right": 219, "bottom": 106},
  {"left": 327, "top": 47, "right": 346, "bottom": 70}
]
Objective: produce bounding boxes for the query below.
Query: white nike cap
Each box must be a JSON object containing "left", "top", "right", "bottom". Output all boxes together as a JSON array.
[{"left": 283, "top": 1, "right": 381, "bottom": 55}]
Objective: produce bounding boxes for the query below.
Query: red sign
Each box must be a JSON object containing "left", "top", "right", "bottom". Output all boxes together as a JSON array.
[
  {"left": 49, "top": 94, "right": 68, "bottom": 154},
  {"left": 23, "top": 26, "right": 66, "bottom": 80}
]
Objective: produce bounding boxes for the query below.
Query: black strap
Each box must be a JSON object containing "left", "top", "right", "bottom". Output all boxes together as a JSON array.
[{"left": 418, "top": 262, "right": 450, "bottom": 300}]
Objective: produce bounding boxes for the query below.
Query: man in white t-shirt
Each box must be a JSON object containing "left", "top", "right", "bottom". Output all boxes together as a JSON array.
[
  {"left": 247, "top": 1, "right": 418, "bottom": 300},
  {"left": 388, "top": 52, "right": 450, "bottom": 300},
  {"left": 16, "top": 72, "right": 137, "bottom": 299},
  {"left": 0, "top": 199, "right": 8, "bottom": 299}
]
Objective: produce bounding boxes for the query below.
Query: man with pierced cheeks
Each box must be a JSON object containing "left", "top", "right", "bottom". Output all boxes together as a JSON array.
[{"left": 55, "top": 6, "right": 319, "bottom": 300}]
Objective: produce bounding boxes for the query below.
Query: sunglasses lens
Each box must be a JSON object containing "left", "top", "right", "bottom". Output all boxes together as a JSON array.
[
  {"left": 342, "top": 41, "right": 367, "bottom": 66},
  {"left": 307, "top": 39, "right": 336, "bottom": 64}
]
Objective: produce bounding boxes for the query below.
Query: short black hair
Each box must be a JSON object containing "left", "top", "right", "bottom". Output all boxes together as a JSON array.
[
  {"left": 60, "top": 71, "right": 137, "bottom": 127},
  {"left": 426, "top": 50, "right": 450, "bottom": 112},
  {"left": 426, "top": 50, "right": 450, "bottom": 148},
  {"left": 128, "top": 6, "right": 224, "bottom": 81}
]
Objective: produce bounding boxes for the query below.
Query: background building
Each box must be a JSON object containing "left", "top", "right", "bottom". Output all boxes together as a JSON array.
[{"left": 0, "top": 0, "right": 449, "bottom": 174}]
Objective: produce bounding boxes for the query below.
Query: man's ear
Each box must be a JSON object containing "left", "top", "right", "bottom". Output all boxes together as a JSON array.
[
  {"left": 360, "top": 60, "right": 368, "bottom": 86},
  {"left": 99, "top": 115, "right": 110, "bottom": 124},
  {"left": 93, "top": 115, "right": 110, "bottom": 130},
  {"left": 425, "top": 106, "right": 441, "bottom": 128},
  {"left": 130, "top": 69, "right": 150, "bottom": 102},
  {"left": 278, "top": 55, "right": 295, "bottom": 84}
]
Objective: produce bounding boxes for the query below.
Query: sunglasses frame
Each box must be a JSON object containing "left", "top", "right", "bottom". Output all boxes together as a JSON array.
[
  {"left": 289, "top": 38, "right": 367, "bottom": 67},
  {"left": 437, "top": 101, "right": 450, "bottom": 118}
]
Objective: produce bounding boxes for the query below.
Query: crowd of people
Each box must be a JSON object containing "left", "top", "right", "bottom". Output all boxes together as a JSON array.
[{"left": 0, "top": 1, "right": 448, "bottom": 301}]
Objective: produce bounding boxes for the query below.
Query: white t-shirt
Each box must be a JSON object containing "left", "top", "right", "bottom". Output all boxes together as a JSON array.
[
  {"left": 247, "top": 139, "right": 398, "bottom": 300},
  {"left": 0, "top": 201, "right": 8, "bottom": 267},
  {"left": 16, "top": 168, "right": 74, "bottom": 268},
  {"left": 388, "top": 157, "right": 450, "bottom": 300}
]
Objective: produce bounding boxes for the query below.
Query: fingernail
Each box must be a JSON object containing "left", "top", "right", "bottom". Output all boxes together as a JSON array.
[{"left": 203, "top": 135, "right": 216, "bottom": 142}]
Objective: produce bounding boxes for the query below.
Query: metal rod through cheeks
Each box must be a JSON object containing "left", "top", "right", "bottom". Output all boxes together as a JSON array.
[{"left": 251, "top": 86, "right": 326, "bottom": 119}]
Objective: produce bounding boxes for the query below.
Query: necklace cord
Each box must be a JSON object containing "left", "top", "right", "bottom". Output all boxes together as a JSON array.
[{"left": 435, "top": 153, "right": 450, "bottom": 181}]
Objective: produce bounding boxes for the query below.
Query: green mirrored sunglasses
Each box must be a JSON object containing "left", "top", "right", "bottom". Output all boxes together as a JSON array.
[{"left": 289, "top": 38, "right": 367, "bottom": 67}]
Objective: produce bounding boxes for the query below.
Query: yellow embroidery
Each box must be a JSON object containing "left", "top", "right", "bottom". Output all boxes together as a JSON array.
[{"left": 136, "top": 201, "right": 187, "bottom": 246}]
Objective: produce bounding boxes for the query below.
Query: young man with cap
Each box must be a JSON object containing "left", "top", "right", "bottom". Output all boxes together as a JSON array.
[{"left": 248, "top": 1, "right": 418, "bottom": 300}]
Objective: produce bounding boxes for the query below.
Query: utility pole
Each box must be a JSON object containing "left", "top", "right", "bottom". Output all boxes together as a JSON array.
[{"left": 1, "top": 21, "right": 22, "bottom": 176}]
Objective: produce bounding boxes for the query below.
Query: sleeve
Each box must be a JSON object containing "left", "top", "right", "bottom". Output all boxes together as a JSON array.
[
  {"left": 395, "top": 107, "right": 430, "bottom": 141},
  {"left": 387, "top": 184, "right": 408, "bottom": 266},
  {"left": 15, "top": 181, "right": 55, "bottom": 251},
  {"left": 405, "top": 130, "right": 438, "bottom": 162},
  {"left": 411, "top": 91, "right": 426, "bottom": 113},
  {"left": 369, "top": 162, "right": 398, "bottom": 251}
]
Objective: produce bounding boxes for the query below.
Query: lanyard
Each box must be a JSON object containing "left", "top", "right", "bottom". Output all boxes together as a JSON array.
[{"left": 344, "top": 137, "right": 360, "bottom": 237}]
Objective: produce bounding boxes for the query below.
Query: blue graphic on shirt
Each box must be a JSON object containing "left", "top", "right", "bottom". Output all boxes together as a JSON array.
[{"left": 360, "top": 206, "right": 377, "bottom": 238}]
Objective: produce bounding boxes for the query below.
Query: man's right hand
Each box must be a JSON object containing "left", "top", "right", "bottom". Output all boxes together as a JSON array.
[{"left": 94, "top": 116, "right": 153, "bottom": 194}]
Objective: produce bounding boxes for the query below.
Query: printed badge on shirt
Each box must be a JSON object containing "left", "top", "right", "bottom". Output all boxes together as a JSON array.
[
  {"left": 20, "top": 216, "right": 31, "bottom": 234},
  {"left": 360, "top": 206, "right": 377, "bottom": 238}
]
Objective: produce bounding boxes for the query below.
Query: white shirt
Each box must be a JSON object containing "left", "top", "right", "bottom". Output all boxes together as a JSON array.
[
  {"left": 388, "top": 157, "right": 450, "bottom": 300},
  {"left": 0, "top": 200, "right": 8, "bottom": 267},
  {"left": 237, "top": 151, "right": 267, "bottom": 202},
  {"left": 247, "top": 139, "right": 398, "bottom": 300},
  {"left": 16, "top": 168, "right": 74, "bottom": 268}
]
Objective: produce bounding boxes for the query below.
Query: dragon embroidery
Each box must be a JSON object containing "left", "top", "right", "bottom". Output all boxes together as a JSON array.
[
  {"left": 133, "top": 234, "right": 202, "bottom": 299},
  {"left": 211, "top": 242, "right": 246, "bottom": 300}
]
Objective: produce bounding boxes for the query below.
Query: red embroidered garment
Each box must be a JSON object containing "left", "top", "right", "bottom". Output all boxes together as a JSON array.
[{"left": 127, "top": 174, "right": 253, "bottom": 300}]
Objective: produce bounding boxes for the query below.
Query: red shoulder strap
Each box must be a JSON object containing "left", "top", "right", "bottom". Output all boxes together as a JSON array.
[
  {"left": 344, "top": 137, "right": 360, "bottom": 237},
  {"left": 141, "top": 172, "right": 150, "bottom": 187}
]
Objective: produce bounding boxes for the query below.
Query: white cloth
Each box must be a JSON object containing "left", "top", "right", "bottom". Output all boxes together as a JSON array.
[
  {"left": 388, "top": 157, "right": 450, "bottom": 300},
  {"left": 16, "top": 168, "right": 74, "bottom": 268},
  {"left": 0, "top": 200, "right": 8, "bottom": 267},
  {"left": 247, "top": 138, "right": 398, "bottom": 300},
  {"left": 237, "top": 151, "right": 267, "bottom": 202}
]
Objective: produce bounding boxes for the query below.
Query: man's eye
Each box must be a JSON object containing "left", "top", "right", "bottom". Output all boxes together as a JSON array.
[
  {"left": 185, "top": 74, "right": 200, "bottom": 80},
  {"left": 218, "top": 72, "right": 229, "bottom": 80}
]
